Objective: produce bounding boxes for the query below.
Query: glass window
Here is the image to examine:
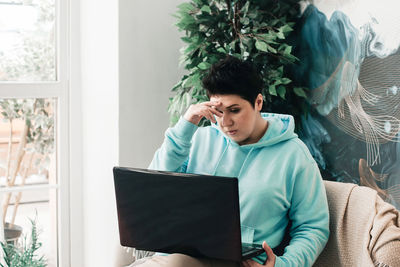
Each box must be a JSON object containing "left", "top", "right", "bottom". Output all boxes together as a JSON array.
[
  {"left": 0, "top": 0, "right": 56, "bottom": 81},
  {"left": 0, "top": 98, "right": 57, "bottom": 266},
  {"left": 0, "top": 0, "right": 69, "bottom": 265},
  {"left": 0, "top": 99, "right": 55, "bottom": 187}
]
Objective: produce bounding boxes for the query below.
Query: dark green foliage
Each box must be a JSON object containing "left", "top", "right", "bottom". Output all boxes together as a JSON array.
[
  {"left": 169, "top": 0, "right": 308, "bottom": 126},
  {"left": 1, "top": 219, "right": 46, "bottom": 267}
]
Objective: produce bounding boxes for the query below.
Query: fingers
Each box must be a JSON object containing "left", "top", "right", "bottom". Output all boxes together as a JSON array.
[
  {"left": 203, "top": 100, "right": 222, "bottom": 107},
  {"left": 183, "top": 101, "right": 223, "bottom": 125},
  {"left": 263, "top": 241, "right": 276, "bottom": 266},
  {"left": 241, "top": 242, "right": 275, "bottom": 267},
  {"left": 241, "top": 259, "right": 260, "bottom": 267},
  {"left": 203, "top": 101, "right": 223, "bottom": 117},
  {"left": 209, "top": 108, "right": 222, "bottom": 120},
  {"left": 197, "top": 105, "right": 217, "bottom": 123},
  {"left": 205, "top": 101, "right": 223, "bottom": 114},
  {"left": 204, "top": 109, "right": 216, "bottom": 123}
]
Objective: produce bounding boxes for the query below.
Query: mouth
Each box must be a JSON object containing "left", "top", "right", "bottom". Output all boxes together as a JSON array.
[{"left": 226, "top": 130, "right": 238, "bottom": 135}]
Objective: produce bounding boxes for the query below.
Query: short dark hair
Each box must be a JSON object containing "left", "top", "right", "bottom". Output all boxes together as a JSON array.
[{"left": 202, "top": 56, "right": 263, "bottom": 106}]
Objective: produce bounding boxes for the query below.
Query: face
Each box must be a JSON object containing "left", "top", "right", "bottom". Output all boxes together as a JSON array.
[{"left": 209, "top": 94, "right": 266, "bottom": 145}]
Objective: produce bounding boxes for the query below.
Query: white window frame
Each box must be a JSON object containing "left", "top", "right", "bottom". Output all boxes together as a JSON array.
[{"left": 0, "top": 0, "right": 72, "bottom": 265}]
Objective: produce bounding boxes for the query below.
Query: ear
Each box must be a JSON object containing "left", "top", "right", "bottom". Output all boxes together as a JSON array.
[{"left": 255, "top": 93, "right": 263, "bottom": 111}]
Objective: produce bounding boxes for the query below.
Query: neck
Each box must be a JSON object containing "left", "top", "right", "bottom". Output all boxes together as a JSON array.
[
  {"left": 239, "top": 116, "right": 268, "bottom": 145},
  {"left": 255, "top": 117, "right": 269, "bottom": 141}
]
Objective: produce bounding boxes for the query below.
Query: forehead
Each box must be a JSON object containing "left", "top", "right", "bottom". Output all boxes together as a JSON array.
[{"left": 209, "top": 94, "right": 247, "bottom": 106}]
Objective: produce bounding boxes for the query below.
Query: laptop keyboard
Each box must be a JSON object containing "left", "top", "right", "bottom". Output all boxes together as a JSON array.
[
  {"left": 242, "top": 246, "right": 256, "bottom": 254},
  {"left": 242, "top": 244, "right": 263, "bottom": 253}
]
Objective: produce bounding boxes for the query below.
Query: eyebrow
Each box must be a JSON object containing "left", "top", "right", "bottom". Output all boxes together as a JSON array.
[
  {"left": 225, "top": 104, "right": 240, "bottom": 109},
  {"left": 215, "top": 104, "right": 240, "bottom": 111}
]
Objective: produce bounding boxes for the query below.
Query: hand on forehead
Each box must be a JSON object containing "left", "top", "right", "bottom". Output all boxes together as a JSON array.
[{"left": 209, "top": 95, "right": 242, "bottom": 110}]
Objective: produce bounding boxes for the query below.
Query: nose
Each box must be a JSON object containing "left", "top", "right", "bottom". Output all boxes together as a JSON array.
[{"left": 220, "top": 114, "right": 233, "bottom": 127}]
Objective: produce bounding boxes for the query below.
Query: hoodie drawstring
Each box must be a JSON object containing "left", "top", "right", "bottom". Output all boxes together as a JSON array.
[
  {"left": 212, "top": 143, "right": 255, "bottom": 177},
  {"left": 212, "top": 141, "right": 230, "bottom": 175},
  {"left": 238, "top": 147, "right": 255, "bottom": 178}
]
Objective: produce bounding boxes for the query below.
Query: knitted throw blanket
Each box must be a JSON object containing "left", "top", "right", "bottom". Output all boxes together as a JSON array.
[{"left": 314, "top": 181, "right": 400, "bottom": 267}]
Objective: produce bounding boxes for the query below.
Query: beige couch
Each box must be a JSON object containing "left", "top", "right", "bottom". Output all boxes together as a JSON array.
[
  {"left": 116, "top": 181, "right": 400, "bottom": 267},
  {"left": 314, "top": 181, "right": 400, "bottom": 267}
]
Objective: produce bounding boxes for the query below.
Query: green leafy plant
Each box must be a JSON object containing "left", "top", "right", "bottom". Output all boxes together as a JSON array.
[
  {"left": 169, "top": 0, "right": 308, "bottom": 126},
  {"left": 0, "top": 218, "right": 46, "bottom": 267}
]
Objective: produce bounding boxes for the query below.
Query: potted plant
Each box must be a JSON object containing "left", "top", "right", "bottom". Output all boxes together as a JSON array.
[
  {"left": 169, "top": 0, "right": 308, "bottom": 127},
  {"left": 0, "top": 218, "right": 46, "bottom": 267}
]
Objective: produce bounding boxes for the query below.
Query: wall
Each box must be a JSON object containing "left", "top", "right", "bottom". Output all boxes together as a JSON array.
[
  {"left": 80, "top": 0, "right": 119, "bottom": 266},
  {"left": 70, "top": 0, "right": 83, "bottom": 265},
  {"left": 119, "top": 0, "right": 184, "bottom": 169},
  {"left": 78, "top": 0, "right": 184, "bottom": 266}
]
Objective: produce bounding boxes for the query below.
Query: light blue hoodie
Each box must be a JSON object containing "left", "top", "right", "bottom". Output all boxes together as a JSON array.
[{"left": 149, "top": 113, "right": 329, "bottom": 266}]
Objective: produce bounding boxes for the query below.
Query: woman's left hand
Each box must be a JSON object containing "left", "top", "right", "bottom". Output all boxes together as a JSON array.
[{"left": 241, "top": 241, "right": 276, "bottom": 267}]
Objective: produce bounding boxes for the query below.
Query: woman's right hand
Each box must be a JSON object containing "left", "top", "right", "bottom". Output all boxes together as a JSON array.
[{"left": 183, "top": 101, "right": 223, "bottom": 125}]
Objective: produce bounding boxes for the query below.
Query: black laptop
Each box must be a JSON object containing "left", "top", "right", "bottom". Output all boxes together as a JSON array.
[{"left": 113, "top": 167, "right": 264, "bottom": 262}]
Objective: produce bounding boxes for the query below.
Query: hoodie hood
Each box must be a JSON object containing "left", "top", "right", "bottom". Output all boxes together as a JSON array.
[{"left": 212, "top": 112, "right": 297, "bottom": 148}]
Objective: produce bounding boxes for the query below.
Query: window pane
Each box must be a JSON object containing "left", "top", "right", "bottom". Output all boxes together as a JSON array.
[
  {"left": 0, "top": 98, "right": 56, "bottom": 187},
  {"left": 2, "top": 188, "right": 58, "bottom": 267},
  {"left": 0, "top": 0, "right": 56, "bottom": 81},
  {"left": 0, "top": 98, "right": 57, "bottom": 265}
]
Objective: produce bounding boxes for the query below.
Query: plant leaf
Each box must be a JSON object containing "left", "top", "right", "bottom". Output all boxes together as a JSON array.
[
  {"left": 198, "top": 62, "right": 211, "bottom": 70},
  {"left": 277, "top": 85, "right": 286, "bottom": 99},
  {"left": 217, "top": 47, "right": 226, "bottom": 53},
  {"left": 255, "top": 40, "right": 268, "bottom": 52},
  {"left": 269, "top": 85, "right": 277, "bottom": 96},
  {"left": 276, "top": 31, "right": 285, "bottom": 39},
  {"left": 241, "top": 1, "right": 250, "bottom": 15},
  {"left": 294, "top": 87, "right": 308, "bottom": 98},
  {"left": 281, "top": 78, "right": 291, "bottom": 85},
  {"left": 177, "top": 2, "right": 196, "bottom": 13},
  {"left": 280, "top": 24, "right": 293, "bottom": 33},
  {"left": 266, "top": 44, "right": 277, "bottom": 53},
  {"left": 200, "top": 5, "right": 211, "bottom": 14}
]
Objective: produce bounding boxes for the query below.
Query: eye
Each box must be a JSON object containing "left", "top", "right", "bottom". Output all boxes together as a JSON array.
[{"left": 230, "top": 109, "right": 240, "bottom": 114}]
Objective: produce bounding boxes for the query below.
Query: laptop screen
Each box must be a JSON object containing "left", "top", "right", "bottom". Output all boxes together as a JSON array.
[{"left": 113, "top": 167, "right": 243, "bottom": 261}]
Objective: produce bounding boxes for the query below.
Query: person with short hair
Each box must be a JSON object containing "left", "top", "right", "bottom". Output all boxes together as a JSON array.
[{"left": 138, "top": 56, "right": 329, "bottom": 267}]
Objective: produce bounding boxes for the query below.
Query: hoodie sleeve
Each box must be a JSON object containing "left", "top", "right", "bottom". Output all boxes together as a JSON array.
[
  {"left": 274, "top": 162, "right": 330, "bottom": 267},
  {"left": 148, "top": 117, "right": 198, "bottom": 172}
]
